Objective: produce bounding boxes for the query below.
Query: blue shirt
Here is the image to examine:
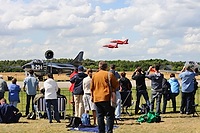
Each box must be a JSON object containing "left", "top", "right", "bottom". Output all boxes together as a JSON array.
[
  {"left": 8, "top": 84, "right": 21, "bottom": 102},
  {"left": 179, "top": 70, "right": 196, "bottom": 93},
  {"left": 24, "top": 75, "right": 39, "bottom": 95},
  {"left": 168, "top": 77, "right": 180, "bottom": 94}
]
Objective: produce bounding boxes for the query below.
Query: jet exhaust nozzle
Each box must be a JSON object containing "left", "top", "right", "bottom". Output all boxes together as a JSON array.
[{"left": 45, "top": 50, "right": 54, "bottom": 59}]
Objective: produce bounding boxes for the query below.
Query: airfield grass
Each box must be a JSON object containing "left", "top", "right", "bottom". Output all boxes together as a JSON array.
[
  {"left": 1, "top": 88, "right": 200, "bottom": 133},
  {"left": 1, "top": 72, "right": 200, "bottom": 133},
  {"left": 0, "top": 113, "right": 200, "bottom": 133}
]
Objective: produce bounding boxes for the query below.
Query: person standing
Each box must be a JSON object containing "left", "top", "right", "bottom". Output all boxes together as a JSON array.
[
  {"left": 161, "top": 77, "right": 171, "bottom": 114},
  {"left": 44, "top": 73, "right": 60, "bottom": 123},
  {"left": 91, "top": 61, "right": 119, "bottom": 133},
  {"left": 179, "top": 65, "right": 197, "bottom": 114},
  {"left": 23, "top": 70, "right": 39, "bottom": 116},
  {"left": 70, "top": 66, "right": 87, "bottom": 118},
  {"left": 146, "top": 65, "right": 163, "bottom": 114},
  {"left": 83, "top": 69, "right": 96, "bottom": 125},
  {"left": 69, "top": 68, "right": 78, "bottom": 116},
  {"left": 168, "top": 73, "right": 180, "bottom": 113},
  {"left": 132, "top": 67, "right": 150, "bottom": 114},
  {"left": 8, "top": 78, "right": 21, "bottom": 108},
  {"left": 119, "top": 72, "right": 132, "bottom": 92},
  {"left": 109, "top": 64, "right": 122, "bottom": 120},
  {"left": 119, "top": 71, "right": 132, "bottom": 113},
  {"left": 0, "top": 75, "right": 8, "bottom": 99}
]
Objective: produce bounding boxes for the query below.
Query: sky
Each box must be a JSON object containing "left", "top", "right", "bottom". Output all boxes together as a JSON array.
[{"left": 0, "top": 0, "right": 200, "bottom": 62}]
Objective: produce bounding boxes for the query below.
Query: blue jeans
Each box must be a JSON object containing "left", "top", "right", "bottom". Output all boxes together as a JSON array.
[
  {"left": 10, "top": 101, "right": 18, "bottom": 108},
  {"left": 115, "top": 91, "right": 121, "bottom": 118},
  {"left": 95, "top": 101, "right": 115, "bottom": 133},
  {"left": 135, "top": 90, "right": 150, "bottom": 114},
  {"left": 46, "top": 99, "right": 60, "bottom": 122},
  {"left": 150, "top": 91, "right": 162, "bottom": 114}
]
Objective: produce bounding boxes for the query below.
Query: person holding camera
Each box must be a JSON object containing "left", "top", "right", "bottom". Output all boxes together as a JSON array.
[
  {"left": 132, "top": 67, "right": 150, "bottom": 114},
  {"left": 179, "top": 65, "right": 198, "bottom": 114},
  {"left": 146, "top": 65, "right": 164, "bottom": 114}
]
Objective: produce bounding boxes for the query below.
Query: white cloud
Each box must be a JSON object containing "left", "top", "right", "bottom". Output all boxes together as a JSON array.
[
  {"left": 0, "top": 0, "right": 199, "bottom": 62},
  {"left": 184, "top": 28, "right": 200, "bottom": 43},
  {"left": 147, "top": 48, "right": 162, "bottom": 54},
  {"left": 156, "top": 39, "right": 171, "bottom": 47},
  {"left": 17, "top": 39, "right": 32, "bottom": 43}
]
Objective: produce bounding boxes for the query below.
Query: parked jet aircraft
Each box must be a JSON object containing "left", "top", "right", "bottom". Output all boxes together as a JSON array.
[
  {"left": 110, "top": 39, "right": 128, "bottom": 44},
  {"left": 103, "top": 43, "right": 118, "bottom": 48},
  {"left": 22, "top": 50, "right": 84, "bottom": 80}
]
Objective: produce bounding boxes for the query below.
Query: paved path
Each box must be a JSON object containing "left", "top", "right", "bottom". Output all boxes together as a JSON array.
[{"left": 12, "top": 79, "right": 200, "bottom": 89}]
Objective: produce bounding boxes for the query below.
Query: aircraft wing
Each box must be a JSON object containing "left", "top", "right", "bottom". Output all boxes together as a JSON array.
[{"left": 48, "top": 63, "right": 75, "bottom": 69}]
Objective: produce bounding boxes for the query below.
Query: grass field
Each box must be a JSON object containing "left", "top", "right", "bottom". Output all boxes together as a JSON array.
[
  {"left": 0, "top": 113, "right": 200, "bottom": 133},
  {"left": 1, "top": 72, "right": 200, "bottom": 133}
]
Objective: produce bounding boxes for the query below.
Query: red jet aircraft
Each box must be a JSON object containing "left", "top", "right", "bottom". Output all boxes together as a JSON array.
[
  {"left": 110, "top": 39, "right": 128, "bottom": 44},
  {"left": 103, "top": 44, "right": 118, "bottom": 48}
]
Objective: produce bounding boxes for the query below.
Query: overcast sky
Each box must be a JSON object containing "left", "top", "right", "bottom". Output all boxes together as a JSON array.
[{"left": 0, "top": 0, "right": 200, "bottom": 62}]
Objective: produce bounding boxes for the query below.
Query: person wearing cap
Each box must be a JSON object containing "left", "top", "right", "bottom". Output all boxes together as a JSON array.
[
  {"left": 132, "top": 67, "right": 150, "bottom": 114},
  {"left": 44, "top": 73, "right": 60, "bottom": 123},
  {"left": 23, "top": 70, "right": 39, "bottom": 116},
  {"left": 70, "top": 65, "right": 87, "bottom": 118},
  {"left": 8, "top": 78, "right": 21, "bottom": 108},
  {"left": 179, "top": 65, "right": 198, "bottom": 115},
  {"left": 0, "top": 75, "right": 8, "bottom": 100}
]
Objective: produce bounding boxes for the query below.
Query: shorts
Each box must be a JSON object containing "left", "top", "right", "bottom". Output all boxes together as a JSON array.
[{"left": 83, "top": 94, "right": 96, "bottom": 111}]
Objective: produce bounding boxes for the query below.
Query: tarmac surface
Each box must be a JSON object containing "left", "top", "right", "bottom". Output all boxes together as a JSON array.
[{"left": 10, "top": 80, "right": 200, "bottom": 88}]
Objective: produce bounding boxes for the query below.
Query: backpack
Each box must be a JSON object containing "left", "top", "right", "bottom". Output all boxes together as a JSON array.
[
  {"left": 137, "top": 111, "right": 161, "bottom": 123},
  {"left": 27, "top": 112, "right": 36, "bottom": 120},
  {"left": 66, "top": 117, "right": 82, "bottom": 128},
  {"left": 146, "top": 111, "right": 161, "bottom": 123},
  {"left": 81, "top": 113, "right": 90, "bottom": 126}
]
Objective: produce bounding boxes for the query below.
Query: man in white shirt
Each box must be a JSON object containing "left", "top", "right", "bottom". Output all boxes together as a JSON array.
[
  {"left": 83, "top": 69, "right": 96, "bottom": 125},
  {"left": 44, "top": 73, "right": 60, "bottom": 123}
]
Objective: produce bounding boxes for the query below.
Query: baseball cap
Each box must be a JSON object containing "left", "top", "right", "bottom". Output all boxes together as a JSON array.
[{"left": 78, "top": 66, "right": 84, "bottom": 71}]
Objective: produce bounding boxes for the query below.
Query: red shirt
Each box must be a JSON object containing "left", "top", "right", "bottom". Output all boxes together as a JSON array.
[{"left": 69, "top": 71, "right": 77, "bottom": 92}]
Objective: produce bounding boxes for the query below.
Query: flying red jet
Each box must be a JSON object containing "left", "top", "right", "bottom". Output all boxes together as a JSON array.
[
  {"left": 110, "top": 39, "right": 128, "bottom": 44},
  {"left": 103, "top": 44, "right": 118, "bottom": 48}
]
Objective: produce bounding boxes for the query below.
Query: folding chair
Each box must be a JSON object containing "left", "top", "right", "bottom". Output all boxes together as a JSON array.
[
  {"left": 36, "top": 97, "right": 46, "bottom": 119},
  {"left": 120, "top": 91, "right": 133, "bottom": 116},
  {"left": 57, "top": 97, "right": 67, "bottom": 119},
  {"left": 36, "top": 97, "right": 67, "bottom": 119}
]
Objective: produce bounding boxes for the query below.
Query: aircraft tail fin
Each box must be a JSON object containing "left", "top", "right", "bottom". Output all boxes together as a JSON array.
[
  {"left": 124, "top": 39, "right": 128, "bottom": 44},
  {"left": 71, "top": 51, "right": 84, "bottom": 67}
]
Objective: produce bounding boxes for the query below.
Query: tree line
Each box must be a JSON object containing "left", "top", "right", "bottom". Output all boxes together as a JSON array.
[{"left": 0, "top": 58, "right": 186, "bottom": 72}]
